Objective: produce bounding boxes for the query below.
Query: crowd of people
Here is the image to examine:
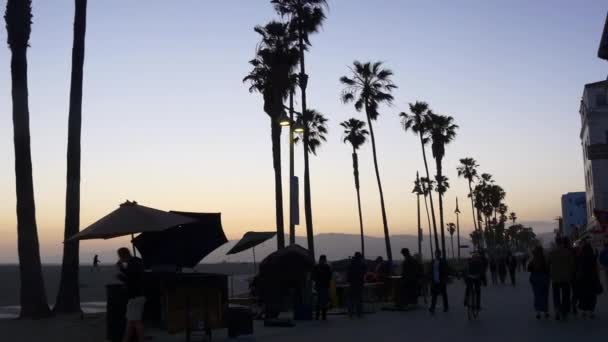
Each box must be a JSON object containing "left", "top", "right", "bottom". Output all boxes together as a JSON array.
[{"left": 309, "top": 239, "right": 608, "bottom": 321}]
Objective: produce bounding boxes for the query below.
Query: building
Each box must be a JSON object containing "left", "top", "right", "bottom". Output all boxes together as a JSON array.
[
  {"left": 560, "top": 192, "right": 587, "bottom": 238},
  {"left": 579, "top": 80, "right": 608, "bottom": 231},
  {"left": 599, "top": 12, "right": 608, "bottom": 60}
]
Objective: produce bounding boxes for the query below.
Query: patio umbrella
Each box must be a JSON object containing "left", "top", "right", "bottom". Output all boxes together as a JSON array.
[
  {"left": 227, "top": 231, "right": 276, "bottom": 272},
  {"left": 132, "top": 212, "right": 228, "bottom": 269},
  {"left": 259, "top": 244, "right": 314, "bottom": 280},
  {"left": 68, "top": 201, "right": 196, "bottom": 241}
]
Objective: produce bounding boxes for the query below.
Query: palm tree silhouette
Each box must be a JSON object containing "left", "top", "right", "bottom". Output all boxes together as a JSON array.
[
  {"left": 273, "top": 0, "right": 327, "bottom": 250},
  {"left": 295, "top": 109, "right": 328, "bottom": 260},
  {"left": 400, "top": 102, "right": 439, "bottom": 254},
  {"left": 412, "top": 172, "right": 425, "bottom": 259},
  {"left": 457, "top": 157, "right": 480, "bottom": 246},
  {"left": 5, "top": 0, "right": 50, "bottom": 318},
  {"left": 429, "top": 113, "right": 458, "bottom": 258},
  {"left": 447, "top": 223, "right": 456, "bottom": 259},
  {"left": 340, "top": 61, "right": 397, "bottom": 263},
  {"left": 54, "top": 0, "right": 87, "bottom": 314},
  {"left": 420, "top": 177, "right": 435, "bottom": 257},
  {"left": 341, "top": 118, "right": 369, "bottom": 258},
  {"left": 508, "top": 212, "right": 517, "bottom": 226},
  {"left": 244, "top": 21, "right": 299, "bottom": 249}
]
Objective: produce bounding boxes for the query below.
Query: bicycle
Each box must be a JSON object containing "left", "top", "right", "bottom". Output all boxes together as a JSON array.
[{"left": 464, "top": 275, "right": 481, "bottom": 320}]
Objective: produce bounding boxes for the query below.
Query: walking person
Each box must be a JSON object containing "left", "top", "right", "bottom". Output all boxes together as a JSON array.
[
  {"left": 312, "top": 255, "right": 333, "bottom": 320},
  {"left": 489, "top": 256, "right": 498, "bottom": 285},
  {"left": 528, "top": 246, "right": 550, "bottom": 319},
  {"left": 429, "top": 250, "right": 449, "bottom": 314},
  {"left": 400, "top": 248, "right": 421, "bottom": 308},
  {"left": 576, "top": 242, "right": 602, "bottom": 319},
  {"left": 93, "top": 254, "right": 100, "bottom": 272},
  {"left": 479, "top": 250, "right": 489, "bottom": 287},
  {"left": 347, "top": 252, "right": 366, "bottom": 318},
  {"left": 507, "top": 251, "right": 518, "bottom": 287},
  {"left": 549, "top": 237, "right": 575, "bottom": 321},
  {"left": 116, "top": 247, "right": 146, "bottom": 342}
]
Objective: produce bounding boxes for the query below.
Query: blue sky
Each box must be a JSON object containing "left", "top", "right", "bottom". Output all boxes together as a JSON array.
[{"left": 0, "top": 0, "right": 606, "bottom": 262}]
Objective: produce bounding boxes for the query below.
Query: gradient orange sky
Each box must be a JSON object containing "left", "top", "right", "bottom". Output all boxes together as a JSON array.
[{"left": 0, "top": 1, "right": 606, "bottom": 262}]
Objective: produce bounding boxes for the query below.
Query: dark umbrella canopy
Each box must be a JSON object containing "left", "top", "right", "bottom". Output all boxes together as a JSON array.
[
  {"left": 132, "top": 212, "right": 228, "bottom": 268},
  {"left": 259, "top": 244, "right": 314, "bottom": 279},
  {"left": 68, "top": 201, "right": 196, "bottom": 241},
  {"left": 227, "top": 231, "right": 276, "bottom": 255}
]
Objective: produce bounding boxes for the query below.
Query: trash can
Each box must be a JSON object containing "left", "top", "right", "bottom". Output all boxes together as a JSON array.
[
  {"left": 106, "top": 284, "right": 128, "bottom": 342},
  {"left": 227, "top": 305, "right": 253, "bottom": 338}
]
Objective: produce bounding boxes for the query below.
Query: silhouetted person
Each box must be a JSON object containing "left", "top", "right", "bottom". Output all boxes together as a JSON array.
[
  {"left": 400, "top": 248, "right": 421, "bottom": 307},
  {"left": 465, "top": 252, "right": 484, "bottom": 310},
  {"left": 576, "top": 242, "right": 601, "bottom": 318},
  {"left": 429, "top": 250, "right": 449, "bottom": 314},
  {"left": 347, "top": 252, "right": 366, "bottom": 318},
  {"left": 489, "top": 256, "right": 498, "bottom": 285},
  {"left": 479, "top": 250, "right": 488, "bottom": 287},
  {"left": 93, "top": 254, "right": 100, "bottom": 271},
  {"left": 549, "top": 237, "right": 575, "bottom": 320},
  {"left": 570, "top": 244, "right": 581, "bottom": 316},
  {"left": 528, "top": 246, "right": 550, "bottom": 319},
  {"left": 313, "top": 255, "right": 333, "bottom": 320},
  {"left": 497, "top": 256, "right": 507, "bottom": 285},
  {"left": 374, "top": 256, "right": 390, "bottom": 301},
  {"left": 507, "top": 251, "right": 517, "bottom": 286},
  {"left": 117, "top": 247, "right": 145, "bottom": 342}
]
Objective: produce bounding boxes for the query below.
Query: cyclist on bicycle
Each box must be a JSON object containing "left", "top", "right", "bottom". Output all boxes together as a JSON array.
[{"left": 465, "top": 251, "right": 484, "bottom": 311}]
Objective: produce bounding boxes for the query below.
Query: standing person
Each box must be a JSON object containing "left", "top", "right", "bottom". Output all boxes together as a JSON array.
[
  {"left": 498, "top": 255, "right": 507, "bottom": 285},
  {"left": 599, "top": 242, "right": 608, "bottom": 287},
  {"left": 93, "top": 254, "right": 100, "bottom": 271},
  {"left": 576, "top": 242, "right": 602, "bottom": 318},
  {"left": 548, "top": 238, "right": 575, "bottom": 321},
  {"left": 312, "top": 255, "right": 333, "bottom": 320},
  {"left": 374, "top": 256, "right": 391, "bottom": 301},
  {"left": 400, "top": 248, "right": 421, "bottom": 307},
  {"left": 507, "top": 251, "right": 518, "bottom": 287},
  {"left": 489, "top": 256, "right": 498, "bottom": 285},
  {"left": 528, "top": 246, "right": 550, "bottom": 319},
  {"left": 116, "top": 247, "right": 145, "bottom": 342},
  {"left": 429, "top": 250, "right": 449, "bottom": 314},
  {"left": 347, "top": 252, "right": 366, "bottom": 318}
]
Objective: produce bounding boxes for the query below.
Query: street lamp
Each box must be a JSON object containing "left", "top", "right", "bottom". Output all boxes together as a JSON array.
[
  {"left": 279, "top": 112, "right": 291, "bottom": 126},
  {"left": 293, "top": 122, "right": 305, "bottom": 133}
]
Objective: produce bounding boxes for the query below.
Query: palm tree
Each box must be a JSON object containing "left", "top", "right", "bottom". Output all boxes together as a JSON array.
[
  {"left": 447, "top": 222, "right": 456, "bottom": 259},
  {"left": 428, "top": 113, "right": 458, "bottom": 258},
  {"left": 295, "top": 109, "right": 328, "bottom": 260},
  {"left": 341, "top": 118, "right": 369, "bottom": 258},
  {"left": 273, "top": 0, "right": 327, "bottom": 250},
  {"left": 5, "top": 0, "right": 51, "bottom": 318},
  {"left": 400, "top": 101, "right": 439, "bottom": 253},
  {"left": 508, "top": 212, "right": 517, "bottom": 226},
  {"left": 457, "top": 158, "right": 479, "bottom": 239},
  {"left": 54, "top": 0, "right": 87, "bottom": 314},
  {"left": 244, "top": 21, "right": 299, "bottom": 249},
  {"left": 420, "top": 177, "right": 435, "bottom": 257},
  {"left": 340, "top": 61, "right": 397, "bottom": 263},
  {"left": 412, "top": 172, "right": 424, "bottom": 259}
]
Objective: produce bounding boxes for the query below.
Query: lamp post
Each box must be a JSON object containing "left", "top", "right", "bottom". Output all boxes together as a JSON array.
[{"left": 455, "top": 197, "right": 461, "bottom": 260}]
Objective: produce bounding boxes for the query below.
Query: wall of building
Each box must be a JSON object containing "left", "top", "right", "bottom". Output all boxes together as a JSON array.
[{"left": 561, "top": 192, "right": 587, "bottom": 237}]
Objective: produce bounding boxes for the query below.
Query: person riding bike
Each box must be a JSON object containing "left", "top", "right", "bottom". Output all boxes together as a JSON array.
[{"left": 465, "top": 251, "right": 484, "bottom": 312}]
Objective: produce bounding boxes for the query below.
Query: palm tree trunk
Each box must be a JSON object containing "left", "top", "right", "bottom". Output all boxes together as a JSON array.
[
  {"left": 303, "top": 133, "right": 315, "bottom": 260},
  {"left": 55, "top": 0, "right": 87, "bottom": 314},
  {"left": 423, "top": 194, "right": 433, "bottom": 257},
  {"left": 436, "top": 159, "right": 447, "bottom": 258},
  {"left": 364, "top": 110, "right": 392, "bottom": 263},
  {"left": 468, "top": 180, "right": 478, "bottom": 234},
  {"left": 10, "top": 44, "right": 51, "bottom": 319},
  {"left": 419, "top": 134, "right": 439, "bottom": 254},
  {"left": 271, "top": 119, "right": 285, "bottom": 249},
  {"left": 456, "top": 212, "right": 460, "bottom": 260},
  {"left": 352, "top": 151, "right": 365, "bottom": 258}
]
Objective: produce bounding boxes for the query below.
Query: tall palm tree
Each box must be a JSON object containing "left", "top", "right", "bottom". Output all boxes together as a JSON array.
[
  {"left": 447, "top": 222, "right": 456, "bottom": 259},
  {"left": 412, "top": 172, "right": 424, "bottom": 259},
  {"left": 457, "top": 158, "right": 479, "bottom": 239},
  {"left": 273, "top": 0, "right": 327, "bottom": 248},
  {"left": 295, "top": 109, "right": 328, "bottom": 260},
  {"left": 428, "top": 113, "right": 458, "bottom": 258},
  {"left": 5, "top": 0, "right": 50, "bottom": 318},
  {"left": 400, "top": 101, "right": 439, "bottom": 253},
  {"left": 244, "top": 21, "right": 299, "bottom": 249},
  {"left": 508, "top": 212, "right": 517, "bottom": 226},
  {"left": 54, "top": 0, "right": 87, "bottom": 314},
  {"left": 340, "top": 61, "right": 397, "bottom": 263},
  {"left": 341, "top": 118, "right": 369, "bottom": 258},
  {"left": 420, "top": 177, "right": 435, "bottom": 257}
]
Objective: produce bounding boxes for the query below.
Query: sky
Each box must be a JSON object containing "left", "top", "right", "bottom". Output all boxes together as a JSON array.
[{"left": 0, "top": 0, "right": 606, "bottom": 263}]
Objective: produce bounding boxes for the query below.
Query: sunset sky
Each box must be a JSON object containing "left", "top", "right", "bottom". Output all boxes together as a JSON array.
[{"left": 0, "top": 0, "right": 606, "bottom": 263}]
